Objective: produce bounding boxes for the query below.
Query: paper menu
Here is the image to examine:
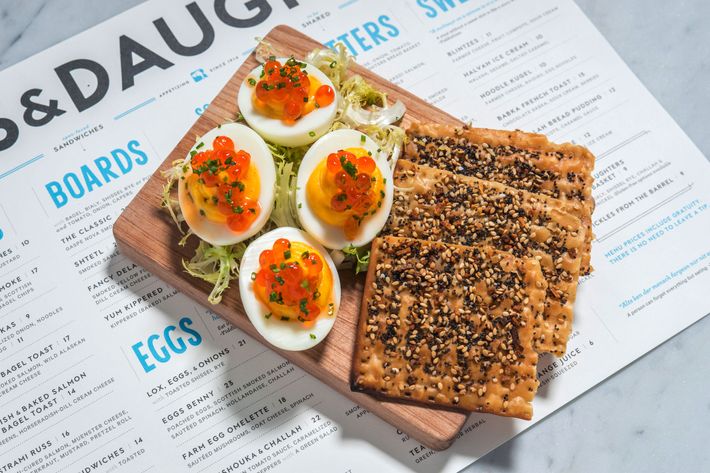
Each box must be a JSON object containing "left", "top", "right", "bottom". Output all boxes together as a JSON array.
[{"left": 1, "top": 1, "right": 709, "bottom": 472}]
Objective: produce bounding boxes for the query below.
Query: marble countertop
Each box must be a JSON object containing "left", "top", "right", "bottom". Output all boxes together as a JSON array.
[{"left": 1, "top": 1, "right": 708, "bottom": 472}]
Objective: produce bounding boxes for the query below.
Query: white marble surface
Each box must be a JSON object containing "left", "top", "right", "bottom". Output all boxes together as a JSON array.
[{"left": 1, "top": 1, "right": 708, "bottom": 472}]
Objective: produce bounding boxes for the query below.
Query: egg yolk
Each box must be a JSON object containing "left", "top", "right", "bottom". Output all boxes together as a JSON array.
[
  {"left": 183, "top": 135, "right": 261, "bottom": 233},
  {"left": 253, "top": 238, "right": 334, "bottom": 322},
  {"left": 305, "top": 147, "right": 385, "bottom": 240},
  {"left": 246, "top": 56, "right": 334, "bottom": 124}
]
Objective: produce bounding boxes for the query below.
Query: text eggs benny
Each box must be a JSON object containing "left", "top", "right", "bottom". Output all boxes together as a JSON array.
[
  {"left": 178, "top": 123, "right": 276, "bottom": 246},
  {"left": 239, "top": 227, "right": 341, "bottom": 351},
  {"left": 295, "top": 129, "right": 394, "bottom": 249},
  {"left": 238, "top": 56, "right": 337, "bottom": 147}
]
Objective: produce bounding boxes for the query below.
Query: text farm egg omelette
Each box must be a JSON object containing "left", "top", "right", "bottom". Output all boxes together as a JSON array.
[
  {"left": 295, "top": 129, "right": 394, "bottom": 250},
  {"left": 237, "top": 56, "right": 337, "bottom": 147},
  {"left": 239, "top": 227, "right": 341, "bottom": 351},
  {"left": 178, "top": 123, "right": 276, "bottom": 246}
]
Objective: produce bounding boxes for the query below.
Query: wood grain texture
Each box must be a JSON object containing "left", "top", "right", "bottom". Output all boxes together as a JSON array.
[{"left": 113, "top": 25, "right": 466, "bottom": 451}]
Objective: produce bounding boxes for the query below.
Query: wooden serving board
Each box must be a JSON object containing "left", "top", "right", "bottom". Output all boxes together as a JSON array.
[{"left": 114, "top": 25, "right": 467, "bottom": 450}]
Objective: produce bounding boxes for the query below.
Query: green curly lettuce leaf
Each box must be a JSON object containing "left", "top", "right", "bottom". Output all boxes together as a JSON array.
[
  {"left": 267, "top": 141, "right": 309, "bottom": 228},
  {"left": 160, "top": 159, "right": 187, "bottom": 231},
  {"left": 340, "top": 74, "right": 387, "bottom": 107},
  {"left": 342, "top": 245, "right": 371, "bottom": 274},
  {"left": 306, "top": 43, "right": 352, "bottom": 89},
  {"left": 359, "top": 124, "right": 406, "bottom": 166},
  {"left": 183, "top": 241, "right": 246, "bottom": 305}
]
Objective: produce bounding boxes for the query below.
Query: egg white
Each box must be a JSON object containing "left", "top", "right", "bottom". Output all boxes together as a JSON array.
[
  {"left": 178, "top": 123, "right": 276, "bottom": 246},
  {"left": 237, "top": 58, "right": 338, "bottom": 147},
  {"left": 295, "top": 129, "right": 394, "bottom": 250},
  {"left": 238, "top": 227, "right": 341, "bottom": 351}
]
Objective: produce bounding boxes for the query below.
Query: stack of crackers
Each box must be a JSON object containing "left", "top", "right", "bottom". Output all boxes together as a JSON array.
[{"left": 351, "top": 123, "right": 595, "bottom": 420}]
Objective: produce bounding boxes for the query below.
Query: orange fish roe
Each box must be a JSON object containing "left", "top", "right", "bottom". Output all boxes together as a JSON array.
[
  {"left": 254, "top": 238, "right": 325, "bottom": 321},
  {"left": 326, "top": 150, "right": 380, "bottom": 239},
  {"left": 190, "top": 135, "right": 260, "bottom": 232},
  {"left": 250, "top": 56, "right": 334, "bottom": 123}
]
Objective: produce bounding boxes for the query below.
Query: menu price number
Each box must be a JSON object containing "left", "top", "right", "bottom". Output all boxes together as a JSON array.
[
  {"left": 270, "top": 396, "right": 288, "bottom": 409},
  {"left": 236, "top": 338, "right": 247, "bottom": 348},
  {"left": 568, "top": 130, "right": 593, "bottom": 146},
  {"left": 310, "top": 414, "right": 321, "bottom": 424}
]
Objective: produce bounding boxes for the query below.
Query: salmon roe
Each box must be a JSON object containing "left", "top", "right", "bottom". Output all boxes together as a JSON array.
[
  {"left": 190, "top": 136, "right": 260, "bottom": 232},
  {"left": 254, "top": 239, "right": 324, "bottom": 321},
  {"left": 252, "top": 56, "right": 334, "bottom": 122},
  {"left": 327, "top": 150, "right": 379, "bottom": 239}
]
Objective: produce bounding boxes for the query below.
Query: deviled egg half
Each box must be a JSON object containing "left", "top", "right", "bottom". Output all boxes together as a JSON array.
[
  {"left": 295, "top": 129, "right": 394, "bottom": 250},
  {"left": 238, "top": 56, "right": 338, "bottom": 147},
  {"left": 239, "top": 227, "right": 341, "bottom": 351},
  {"left": 178, "top": 123, "right": 276, "bottom": 246}
]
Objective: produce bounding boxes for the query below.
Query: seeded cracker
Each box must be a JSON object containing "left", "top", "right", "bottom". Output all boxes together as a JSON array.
[
  {"left": 351, "top": 236, "right": 547, "bottom": 420},
  {"left": 386, "top": 160, "right": 586, "bottom": 356},
  {"left": 405, "top": 122, "right": 595, "bottom": 274}
]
